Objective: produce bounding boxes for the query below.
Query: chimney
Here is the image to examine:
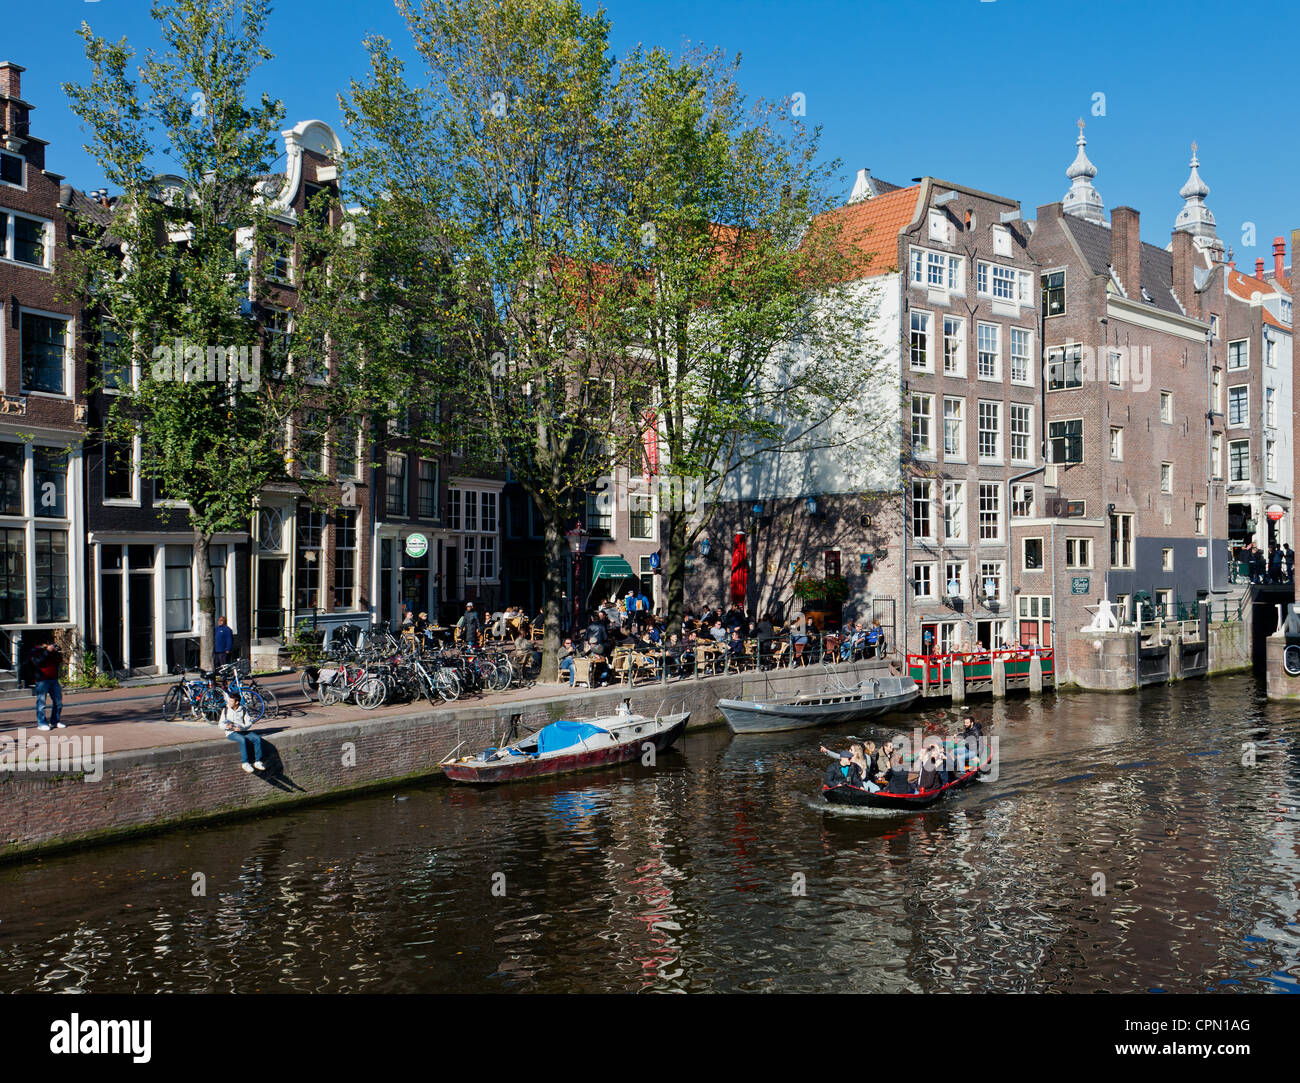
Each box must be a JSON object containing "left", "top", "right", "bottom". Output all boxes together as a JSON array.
[
  {"left": 0, "top": 61, "right": 22, "bottom": 100},
  {"left": 1111, "top": 206, "right": 1141, "bottom": 300},
  {"left": 1274, "top": 237, "right": 1286, "bottom": 281},
  {"left": 1171, "top": 230, "right": 1197, "bottom": 319},
  {"left": 849, "top": 168, "right": 875, "bottom": 204},
  {"left": 1255, "top": 257, "right": 1265, "bottom": 281}
]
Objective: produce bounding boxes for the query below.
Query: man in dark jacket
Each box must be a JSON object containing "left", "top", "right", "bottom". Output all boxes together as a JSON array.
[
  {"left": 823, "top": 753, "right": 860, "bottom": 789},
  {"left": 456, "top": 603, "right": 481, "bottom": 647},
  {"left": 1286, "top": 544, "right": 1296, "bottom": 583},
  {"left": 30, "top": 640, "right": 65, "bottom": 732},
  {"left": 214, "top": 615, "right": 234, "bottom": 667}
]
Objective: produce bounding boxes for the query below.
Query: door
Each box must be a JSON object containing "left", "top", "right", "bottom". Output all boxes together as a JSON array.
[
  {"left": 256, "top": 557, "right": 285, "bottom": 638},
  {"left": 127, "top": 571, "right": 153, "bottom": 670},
  {"left": 445, "top": 546, "right": 458, "bottom": 603}
]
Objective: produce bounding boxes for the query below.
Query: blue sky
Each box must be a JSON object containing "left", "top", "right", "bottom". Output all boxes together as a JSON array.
[{"left": 11, "top": 0, "right": 1298, "bottom": 264}]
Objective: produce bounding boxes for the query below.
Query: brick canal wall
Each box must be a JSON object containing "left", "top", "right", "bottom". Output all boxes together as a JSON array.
[{"left": 1, "top": 661, "right": 890, "bottom": 862}]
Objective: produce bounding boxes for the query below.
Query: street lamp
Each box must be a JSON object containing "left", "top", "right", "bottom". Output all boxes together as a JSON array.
[{"left": 565, "top": 521, "right": 589, "bottom": 635}]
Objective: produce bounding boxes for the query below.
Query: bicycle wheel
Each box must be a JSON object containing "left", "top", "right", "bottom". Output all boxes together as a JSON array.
[
  {"left": 256, "top": 686, "right": 280, "bottom": 719},
  {"left": 162, "top": 685, "right": 182, "bottom": 721},
  {"left": 239, "top": 689, "right": 267, "bottom": 723},
  {"left": 355, "top": 675, "right": 387, "bottom": 711},
  {"left": 489, "top": 658, "right": 513, "bottom": 692},
  {"left": 436, "top": 667, "right": 461, "bottom": 702},
  {"left": 199, "top": 686, "right": 224, "bottom": 723},
  {"left": 300, "top": 668, "right": 319, "bottom": 700}
]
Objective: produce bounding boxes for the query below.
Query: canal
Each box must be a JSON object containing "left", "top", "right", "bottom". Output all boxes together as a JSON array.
[{"left": 1, "top": 673, "right": 1296, "bottom": 993}]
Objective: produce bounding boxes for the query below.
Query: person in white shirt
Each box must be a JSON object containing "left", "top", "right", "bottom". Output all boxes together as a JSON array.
[{"left": 221, "top": 690, "right": 264, "bottom": 773}]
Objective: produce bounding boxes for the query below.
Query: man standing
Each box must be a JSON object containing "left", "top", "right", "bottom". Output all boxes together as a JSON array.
[
  {"left": 214, "top": 615, "right": 234, "bottom": 667},
  {"left": 457, "top": 603, "right": 481, "bottom": 647},
  {"left": 1286, "top": 543, "right": 1296, "bottom": 584},
  {"left": 30, "top": 638, "right": 65, "bottom": 732}
]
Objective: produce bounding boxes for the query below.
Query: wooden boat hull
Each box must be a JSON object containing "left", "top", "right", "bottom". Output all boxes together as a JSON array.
[
  {"left": 443, "top": 714, "right": 688, "bottom": 784},
  {"left": 822, "top": 758, "right": 984, "bottom": 809},
  {"left": 720, "top": 677, "right": 918, "bottom": 734}
]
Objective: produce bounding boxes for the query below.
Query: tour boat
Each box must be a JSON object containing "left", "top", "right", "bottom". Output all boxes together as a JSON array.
[
  {"left": 442, "top": 703, "right": 690, "bottom": 784},
  {"left": 821, "top": 746, "right": 990, "bottom": 810},
  {"left": 718, "top": 674, "right": 919, "bottom": 734}
]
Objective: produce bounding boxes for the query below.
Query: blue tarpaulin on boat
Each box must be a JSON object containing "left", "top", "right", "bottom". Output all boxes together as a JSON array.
[{"left": 536, "top": 720, "right": 609, "bottom": 754}]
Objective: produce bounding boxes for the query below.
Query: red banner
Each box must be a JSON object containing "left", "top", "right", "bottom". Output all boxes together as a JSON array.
[{"left": 730, "top": 532, "right": 748, "bottom": 604}]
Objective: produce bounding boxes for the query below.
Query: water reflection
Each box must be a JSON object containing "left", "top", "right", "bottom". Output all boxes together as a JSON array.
[{"left": 0, "top": 674, "right": 1296, "bottom": 993}]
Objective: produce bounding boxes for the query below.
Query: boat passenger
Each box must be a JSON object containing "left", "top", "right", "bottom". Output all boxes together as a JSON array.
[
  {"left": 883, "top": 751, "right": 915, "bottom": 794},
  {"left": 850, "top": 743, "right": 880, "bottom": 792},
  {"left": 917, "top": 743, "right": 945, "bottom": 791},
  {"left": 823, "top": 753, "right": 862, "bottom": 789},
  {"left": 875, "top": 739, "right": 894, "bottom": 779}
]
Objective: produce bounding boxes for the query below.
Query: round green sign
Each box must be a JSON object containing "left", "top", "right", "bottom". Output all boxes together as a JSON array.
[{"left": 404, "top": 533, "right": 428, "bottom": 559}]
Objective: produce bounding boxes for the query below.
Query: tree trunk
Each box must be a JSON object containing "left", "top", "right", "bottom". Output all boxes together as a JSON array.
[
  {"left": 193, "top": 525, "right": 216, "bottom": 671},
  {"left": 665, "top": 508, "right": 688, "bottom": 637},
  {"left": 540, "top": 521, "right": 567, "bottom": 681}
]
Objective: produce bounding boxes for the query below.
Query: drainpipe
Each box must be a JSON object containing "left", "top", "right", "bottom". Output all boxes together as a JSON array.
[{"left": 1205, "top": 328, "right": 1217, "bottom": 599}]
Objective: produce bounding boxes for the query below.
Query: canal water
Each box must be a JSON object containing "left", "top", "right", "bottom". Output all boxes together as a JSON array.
[{"left": 1, "top": 674, "right": 1296, "bottom": 993}]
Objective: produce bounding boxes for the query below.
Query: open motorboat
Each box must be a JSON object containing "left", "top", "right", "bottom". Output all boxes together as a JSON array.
[
  {"left": 442, "top": 702, "right": 689, "bottom": 784},
  {"left": 822, "top": 743, "right": 991, "bottom": 810},
  {"left": 718, "top": 673, "right": 919, "bottom": 734}
]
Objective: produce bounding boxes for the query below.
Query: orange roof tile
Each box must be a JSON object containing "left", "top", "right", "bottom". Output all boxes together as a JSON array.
[
  {"left": 1227, "top": 268, "right": 1276, "bottom": 300},
  {"left": 804, "top": 186, "right": 921, "bottom": 282},
  {"left": 1263, "top": 309, "right": 1290, "bottom": 332}
]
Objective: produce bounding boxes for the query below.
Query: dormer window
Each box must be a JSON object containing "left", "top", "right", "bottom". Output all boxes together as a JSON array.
[
  {"left": 928, "top": 209, "right": 953, "bottom": 244},
  {"left": 0, "top": 151, "right": 22, "bottom": 187},
  {"left": 991, "top": 224, "right": 1012, "bottom": 257}
]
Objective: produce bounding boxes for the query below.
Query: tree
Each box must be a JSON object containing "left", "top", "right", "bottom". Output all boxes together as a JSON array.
[
  {"left": 613, "top": 48, "right": 892, "bottom": 633},
  {"left": 338, "top": 0, "right": 649, "bottom": 676},
  {"left": 62, "top": 0, "right": 380, "bottom": 667}
]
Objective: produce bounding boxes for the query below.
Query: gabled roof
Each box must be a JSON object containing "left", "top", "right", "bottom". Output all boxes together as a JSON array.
[
  {"left": 805, "top": 185, "right": 921, "bottom": 282},
  {"left": 1058, "top": 215, "right": 1185, "bottom": 316},
  {"left": 1226, "top": 268, "right": 1280, "bottom": 301}
]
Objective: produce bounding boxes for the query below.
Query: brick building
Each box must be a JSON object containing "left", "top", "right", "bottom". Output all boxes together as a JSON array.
[
  {"left": 0, "top": 60, "right": 88, "bottom": 679},
  {"left": 1026, "top": 128, "right": 1231, "bottom": 671}
]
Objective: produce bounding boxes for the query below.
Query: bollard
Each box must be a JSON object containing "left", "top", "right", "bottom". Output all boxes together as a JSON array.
[
  {"left": 1029, "top": 654, "right": 1043, "bottom": 693},
  {"left": 992, "top": 657, "right": 1007, "bottom": 698},
  {"left": 951, "top": 658, "right": 966, "bottom": 704}
]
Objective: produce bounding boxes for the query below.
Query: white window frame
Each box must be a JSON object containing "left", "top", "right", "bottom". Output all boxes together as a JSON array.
[
  {"left": 911, "top": 480, "right": 935, "bottom": 541},
  {"left": 1009, "top": 403, "right": 1032, "bottom": 464},
  {"left": 1022, "top": 537, "right": 1045, "bottom": 573},
  {"left": 978, "top": 560, "right": 1006, "bottom": 604},
  {"left": 1227, "top": 338, "right": 1249, "bottom": 371},
  {"left": 942, "top": 396, "right": 965, "bottom": 459},
  {"left": 911, "top": 392, "right": 934, "bottom": 458},
  {"left": 910, "top": 309, "right": 934, "bottom": 372},
  {"left": 1009, "top": 327, "right": 1033, "bottom": 385},
  {"left": 912, "top": 561, "right": 935, "bottom": 600},
  {"left": 943, "top": 480, "right": 965, "bottom": 542},
  {"left": 942, "top": 315, "right": 966, "bottom": 376},
  {"left": 18, "top": 307, "right": 73, "bottom": 399},
  {"left": 1160, "top": 390, "right": 1172, "bottom": 423},
  {"left": 1011, "top": 483, "right": 1034, "bottom": 518},
  {"left": 944, "top": 561, "right": 967, "bottom": 599},
  {"left": 102, "top": 433, "right": 142, "bottom": 507},
  {"left": 1065, "top": 537, "right": 1092, "bottom": 569},
  {"left": 1227, "top": 385, "right": 1249, "bottom": 428},
  {"left": 2, "top": 211, "right": 54, "bottom": 271},
  {"left": 976, "top": 322, "right": 1001, "bottom": 380},
  {"left": 1160, "top": 462, "right": 1172, "bottom": 493},
  {"left": 977, "top": 400, "right": 1001, "bottom": 463},
  {"left": 1110, "top": 426, "right": 1123, "bottom": 462},
  {"left": 978, "top": 482, "right": 1002, "bottom": 543}
]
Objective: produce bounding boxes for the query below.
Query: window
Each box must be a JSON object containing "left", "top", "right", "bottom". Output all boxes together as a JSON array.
[
  {"left": 333, "top": 509, "right": 357, "bottom": 609},
  {"left": 1211, "top": 434, "right": 1222, "bottom": 479},
  {"left": 0, "top": 444, "right": 22, "bottom": 516},
  {"left": 34, "top": 530, "right": 69, "bottom": 623},
  {"left": 1011, "top": 483, "right": 1034, "bottom": 518},
  {"left": 1023, "top": 538, "right": 1044, "bottom": 571},
  {"left": 295, "top": 506, "right": 325, "bottom": 611},
  {"left": 1266, "top": 439, "right": 1277, "bottom": 482},
  {"left": 9, "top": 215, "right": 48, "bottom": 267},
  {"left": 446, "top": 488, "right": 461, "bottom": 531},
  {"left": 1109, "top": 426, "right": 1123, "bottom": 461},
  {"left": 163, "top": 545, "right": 192, "bottom": 633},
  {"left": 333, "top": 419, "right": 360, "bottom": 480},
  {"left": 910, "top": 246, "right": 962, "bottom": 291},
  {"left": 976, "top": 322, "right": 1000, "bottom": 379},
  {"left": 1194, "top": 504, "right": 1206, "bottom": 535},
  {"left": 104, "top": 439, "right": 136, "bottom": 501},
  {"left": 1161, "top": 463, "right": 1172, "bottom": 493},
  {"left": 978, "top": 483, "right": 1001, "bottom": 541},
  {"left": 463, "top": 536, "right": 477, "bottom": 582},
  {"left": 264, "top": 307, "right": 290, "bottom": 377},
  {"left": 1228, "top": 386, "right": 1248, "bottom": 426},
  {"left": 98, "top": 322, "right": 129, "bottom": 392},
  {"left": 1212, "top": 369, "right": 1222, "bottom": 412},
  {"left": 912, "top": 562, "right": 934, "bottom": 599},
  {"left": 1160, "top": 391, "right": 1172, "bottom": 423},
  {"left": 0, "top": 527, "right": 25, "bottom": 623},
  {"left": 266, "top": 232, "right": 293, "bottom": 284},
  {"left": 1227, "top": 339, "right": 1248, "bottom": 370},
  {"left": 298, "top": 411, "right": 325, "bottom": 475},
  {"left": 638, "top": 556, "right": 656, "bottom": 604},
  {"left": 1049, "top": 419, "right": 1083, "bottom": 465},
  {"left": 942, "top": 316, "right": 965, "bottom": 375},
  {"left": 1110, "top": 513, "right": 1134, "bottom": 569},
  {"left": 1010, "top": 328, "right": 1032, "bottom": 384},
  {"left": 585, "top": 489, "right": 612, "bottom": 538},
  {"left": 911, "top": 393, "right": 934, "bottom": 456},
  {"left": 1161, "top": 548, "right": 1174, "bottom": 572},
  {"left": 943, "top": 481, "right": 965, "bottom": 541},
  {"left": 1266, "top": 335, "right": 1277, "bottom": 367},
  {"left": 1047, "top": 344, "right": 1083, "bottom": 390},
  {"left": 1041, "top": 269, "right": 1066, "bottom": 316},
  {"left": 0, "top": 150, "right": 22, "bottom": 186},
  {"left": 418, "top": 460, "right": 438, "bottom": 518},
  {"left": 21, "top": 312, "right": 68, "bottom": 394},
  {"left": 1108, "top": 350, "right": 1123, "bottom": 387},
  {"left": 977, "top": 401, "right": 1001, "bottom": 461},
  {"left": 209, "top": 544, "right": 227, "bottom": 621},
  {"left": 385, "top": 453, "right": 407, "bottom": 516},
  {"left": 1066, "top": 538, "right": 1092, "bottom": 568},
  {"left": 979, "top": 561, "right": 1005, "bottom": 603},
  {"left": 1009, "top": 404, "right": 1032, "bottom": 463},
  {"left": 910, "top": 310, "right": 933, "bottom": 371},
  {"left": 1282, "top": 300, "right": 1293, "bottom": 325},
  {"left": 464, "top": 490, "right": 478, "bottom": 532},
  {"left": 944, "top": 562, "right": 966, "bottom": 598},
  {"left": 32, "top": 448, "right": 67, "bottom": 519},
  {"left": 943, "top": 397, "right": 965, "bottom": 458},
  {"left": 979, "top": 262, "right": 1030, "bottom": 303},
  {"left": 629, "top": 492, "right": 654, "bottom": 540},
  {"left": 912, "top": 480, "right": 934, "bottom": 539},
  {"left": 479, "top": 536, "right": 496, "bottom": 580},
  {"left": 1265, "top": 387, "right": 1276, "bottom": 427}
]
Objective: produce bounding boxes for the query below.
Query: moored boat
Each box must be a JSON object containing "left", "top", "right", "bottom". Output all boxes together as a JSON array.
[
  {"left": 719, "top": 674, "right": 919, "bottom": 734},
  {"left": 443, "top": 704, "right": 689, "bottom": 784}
]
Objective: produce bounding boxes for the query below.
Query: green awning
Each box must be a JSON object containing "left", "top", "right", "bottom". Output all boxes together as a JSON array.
[{"left": 590, "top": 555, "right": 635, "bottom": 581}]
